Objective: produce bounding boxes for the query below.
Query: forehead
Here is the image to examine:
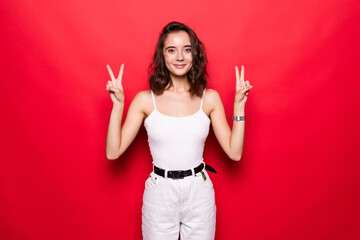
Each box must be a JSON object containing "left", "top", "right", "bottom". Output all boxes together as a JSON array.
[{"left": 164, "top": 31, "right": 191, "bottom": 47}]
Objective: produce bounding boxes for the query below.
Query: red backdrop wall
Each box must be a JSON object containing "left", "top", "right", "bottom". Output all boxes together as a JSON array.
[{"left": 1, "top": 0, "right": 359, "bottom": 239}]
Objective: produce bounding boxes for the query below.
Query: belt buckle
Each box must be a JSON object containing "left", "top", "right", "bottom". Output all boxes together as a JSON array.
[{"left": 171, "top": 170, "right": 185, "bottom": 179}]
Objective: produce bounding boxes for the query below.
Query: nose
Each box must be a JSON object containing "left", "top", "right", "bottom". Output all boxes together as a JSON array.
[{"left": 176, "top": 51, "right": 184, "bottom": 62}]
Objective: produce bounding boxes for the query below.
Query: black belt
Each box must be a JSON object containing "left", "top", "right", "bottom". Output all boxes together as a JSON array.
[{"left": 153, "top": 163, "right": 217, "bottom": 179}]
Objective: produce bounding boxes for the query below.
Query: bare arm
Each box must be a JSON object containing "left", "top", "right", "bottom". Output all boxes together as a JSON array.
[
  {"left": 209, "top": 65, "right": 253, "bottom": 161},
  {"left": 105, "top": 64, "right": 146, "bottom": 160},
  {"left": 106, "top": 103, "right": 124, "bottom": 160}
]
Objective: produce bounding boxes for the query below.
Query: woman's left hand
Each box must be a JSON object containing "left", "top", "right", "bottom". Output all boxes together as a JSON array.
[{"left": 235, "top": 65, "right": 253, "bottom": 107}]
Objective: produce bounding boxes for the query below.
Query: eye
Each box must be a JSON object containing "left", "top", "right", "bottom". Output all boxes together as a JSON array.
[
  {"left": 185, "top": 48, "right": 192, "bottom": 52},
  {"left": 168, "top": 49, "right": 175, "bottom": 53}
]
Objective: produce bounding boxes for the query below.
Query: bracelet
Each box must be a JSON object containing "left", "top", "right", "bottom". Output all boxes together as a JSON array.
[{"left": 233, "top": 115, "right": 245, "bottom": 121}]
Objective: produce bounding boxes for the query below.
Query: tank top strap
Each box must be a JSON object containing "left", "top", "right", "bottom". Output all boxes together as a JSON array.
[
  {"left": 150, "top": 90, "right": 157, "bottom": 110},
  {"left": 200, "top": 89, "right": 206, "bottom": 110}
]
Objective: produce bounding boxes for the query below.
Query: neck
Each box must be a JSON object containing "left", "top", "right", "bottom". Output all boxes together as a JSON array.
[{"left": 168, "top": 74, "right": 190, "bottom": 93}]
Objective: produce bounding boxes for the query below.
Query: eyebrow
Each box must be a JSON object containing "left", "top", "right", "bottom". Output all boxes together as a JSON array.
[{"left": 165, "top": 45, "right": 192, "bottom": 50}]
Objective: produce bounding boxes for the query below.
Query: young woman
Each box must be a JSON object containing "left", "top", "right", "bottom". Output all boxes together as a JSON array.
[{"left": 105, "top": 22, "right": 252, "bottom": 240}]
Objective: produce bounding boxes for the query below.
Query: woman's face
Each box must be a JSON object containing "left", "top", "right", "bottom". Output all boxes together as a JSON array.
[{"left": 163, "top": 31, "right": 193, "bottom": 79}]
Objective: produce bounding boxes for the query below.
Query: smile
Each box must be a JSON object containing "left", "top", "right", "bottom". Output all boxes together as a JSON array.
[{"left": 174, "top": 64, "right": 186, "bottom": 69}]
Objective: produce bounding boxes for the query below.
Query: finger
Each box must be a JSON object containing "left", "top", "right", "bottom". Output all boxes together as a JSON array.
[
  {"left": 107, "top": 64, "right": 116, "bottom": 82},
  {"left": 117, "top": 64, "right": 124, "bottom": 85},
  {"left": 109, "top": 86, "right": 119, "bottom": 93},
  {"left": 235, "top": 66, "right": 240, "bottom": 90},
  {"left": 241, "top": 85, "right": 252, "bottom": 94},
  {"left": 240, "top": 65, "right": 245, "bottom": 85}
]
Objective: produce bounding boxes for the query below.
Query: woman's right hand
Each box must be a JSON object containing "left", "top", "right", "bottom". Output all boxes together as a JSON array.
[{"left": 106, "top": 64, "right": 124, "bottom": 104}]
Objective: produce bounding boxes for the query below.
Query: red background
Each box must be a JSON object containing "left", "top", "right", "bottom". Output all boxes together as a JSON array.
[{"left": 1, "top": 0, "right": 360, "bottom": 239}]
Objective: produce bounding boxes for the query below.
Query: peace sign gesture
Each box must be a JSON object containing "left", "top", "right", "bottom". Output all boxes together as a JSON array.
[
  {"left": 235, "top": 65, "right": 253, "bottom": 106},
  {"left": 106, "top": 64, "right": 125, "bottom": 104}
]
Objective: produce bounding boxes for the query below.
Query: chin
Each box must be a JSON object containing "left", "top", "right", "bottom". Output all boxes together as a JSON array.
[
  {"left": 172, "top": 72, "right": 189, "bottom": 78},
  {"left": 172, "top": 67, "right": 191, "bottom": 77}
]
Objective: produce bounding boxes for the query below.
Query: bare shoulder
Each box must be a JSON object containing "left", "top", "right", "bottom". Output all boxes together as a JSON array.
[
  {"left": 205, "top": 88, "right": 220, "bottom": 98},
  {"left": 203, "top": 89, "right": 223, "bottom": 116},
  {"left": 204, "top": 89, "right": 222, "bottom": 105},
  {"left": 131, "top": 90, "right": 154, "bottom": 116},
  {"left": 133, "top": 90, "right": 152, "bottom": 101}
]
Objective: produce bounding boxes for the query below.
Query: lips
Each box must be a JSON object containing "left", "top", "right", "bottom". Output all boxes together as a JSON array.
[{"left": 174, "top": 64, "right": 186, "bottom": 69}]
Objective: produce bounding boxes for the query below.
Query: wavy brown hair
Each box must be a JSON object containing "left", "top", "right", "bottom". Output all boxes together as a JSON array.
[{"left": 148, "top": 22, "right": 208, "bottom": 97}]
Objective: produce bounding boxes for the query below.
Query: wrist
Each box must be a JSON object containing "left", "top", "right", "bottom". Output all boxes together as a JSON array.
[
  {"left": 233, "top": 105, "right": 245, "bottom": 116},
  {"left": 113, "top": 102, "right": 124, "bottom": 109},
  {"left": 233, "top": 115, "right": 245, "bottom": 121}
]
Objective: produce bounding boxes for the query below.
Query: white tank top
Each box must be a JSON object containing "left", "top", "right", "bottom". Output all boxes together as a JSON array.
[{"left": 144, "top": 89, "right": 210, "bottom": 170}]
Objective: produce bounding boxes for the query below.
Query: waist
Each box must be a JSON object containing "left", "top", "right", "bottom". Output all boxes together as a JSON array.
[
  {"left": 153, "top": 162, "right": 205, "bottom": 179},
  {"left": 152, "top": 156, "right": 204, "bottom": 171}
]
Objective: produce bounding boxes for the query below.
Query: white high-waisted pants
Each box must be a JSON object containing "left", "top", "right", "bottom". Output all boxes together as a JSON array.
[{"left": 142, "top": 168, "right": 216, "bottom": 240}]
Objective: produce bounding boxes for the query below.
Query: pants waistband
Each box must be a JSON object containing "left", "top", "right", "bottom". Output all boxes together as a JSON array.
[{"left": 153, "top": 162, "right": 217, "bottom": 179}]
